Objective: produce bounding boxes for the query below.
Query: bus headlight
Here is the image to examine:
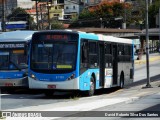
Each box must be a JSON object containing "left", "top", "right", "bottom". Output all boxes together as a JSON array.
[
  {"left": 67, "top": 74, "right": 75, "bottom": 81},
  {"left": 30, "top": 74, "right": 36, "bottom": 80}
]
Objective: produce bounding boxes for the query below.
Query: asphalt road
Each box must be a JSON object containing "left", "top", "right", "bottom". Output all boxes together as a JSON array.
[
  {"left": 134, "top": 60, "right": 160, "bottom": 82},
  {"left": 57, "top": 85, "right": 160, "bottom": 120},
  {"left": 1, "top": 60, "right": 160, "bottom": 111}
]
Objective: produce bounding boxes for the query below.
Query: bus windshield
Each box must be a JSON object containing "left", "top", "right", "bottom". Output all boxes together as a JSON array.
[
  {"left": 0, "top": 50, "right": 28, "bottom": 70},
  {"left": 31, "top": 42, "right": 77, "bottom": 71}
]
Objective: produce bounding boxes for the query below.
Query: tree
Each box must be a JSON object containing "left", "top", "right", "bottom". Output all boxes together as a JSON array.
[
  {"left": 51, "top": 20, "right": 64, "bottom": 29},
  {"left": 70, "top": 1, "right": 132, "bottom": 28},
  {"left": 128, "top": 0, "right": 145, "bottom": 25},
  {"left": 148, "top": 0, "right": 160, "bottom": 28},
  {"left": 8, "top": 7, "right": 28, "bottom": 21},
  {"left": 7, "top": 7, "right": 34, "bottom": 30}
]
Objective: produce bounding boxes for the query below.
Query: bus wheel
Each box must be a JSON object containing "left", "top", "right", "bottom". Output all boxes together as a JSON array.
[
  {"left": 87, "top": 76, "right": 95, "bottom": 96},
  {"left": 44, "top": 90, "right": 54, "bottom": 97},
  {"left": 120, "top": 75, "right": 124, "bottom": 88}
]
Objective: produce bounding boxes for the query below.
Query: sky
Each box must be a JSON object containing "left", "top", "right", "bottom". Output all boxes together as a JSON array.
[{"left": 17, "top": 0, "right": 35, "bottom": 9}]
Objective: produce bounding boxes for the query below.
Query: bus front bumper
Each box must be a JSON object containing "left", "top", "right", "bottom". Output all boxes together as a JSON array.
[
  {"left": 28, "top": 77, "right": 79, "bottom": 90},
  {"left": 0, "top": 77, "right": 28, "bottom": 87}
]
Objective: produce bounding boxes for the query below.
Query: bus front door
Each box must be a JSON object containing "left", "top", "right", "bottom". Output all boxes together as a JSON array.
[
  {"left": 99, "top": 42, "right": 105, "bottom": 87},
  {"left": 113, "top": 44, "right": 118, "bottom": 85}
]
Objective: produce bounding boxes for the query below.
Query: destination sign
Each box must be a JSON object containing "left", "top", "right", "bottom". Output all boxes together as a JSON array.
[
  {"left": 0, "top": 43, "right": 25, "bottom": 49},
  {"left": 34, "top": 33, "right": 78, "bottom": 42},
  {"left": 45, "top": 35, "right": 68, "bottom": 40}
]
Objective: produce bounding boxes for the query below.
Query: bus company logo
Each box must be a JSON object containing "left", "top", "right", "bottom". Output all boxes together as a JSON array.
[
  {"left": 39, "top": 78, "right": 49, "bottom": 81},
  {"left": 2, "top": 112, "right": 42, "bottom": 117},
  {"left": 0, "top": 43, "right": 24, "bottom": 48},
  {"left": 2, "top": 112, "right": 11, "bottom": 117}
]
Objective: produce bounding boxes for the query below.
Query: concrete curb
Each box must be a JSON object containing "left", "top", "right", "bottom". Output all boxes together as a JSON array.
[{"left": 134, "top": 56, "right": 160, "bottom": 65}]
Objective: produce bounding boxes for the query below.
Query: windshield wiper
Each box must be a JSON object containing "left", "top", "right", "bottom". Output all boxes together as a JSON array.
[
  {"left": 41, "top": 42, "right": 52, "bottom": 69},
  {"left": 9, "top": 61, "right": 21, "bottom": 71},
  {"left": 55, "top": 44, "right": 64, "bottom": 65},
  {"left": 41, "top": 41, "right": 51, "bottom": 56}
]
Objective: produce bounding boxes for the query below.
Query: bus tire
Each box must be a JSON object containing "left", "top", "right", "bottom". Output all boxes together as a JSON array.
[
  {"left": 5, "top": 88, "right": 16, "bottom": 94},
  {"left": 87, "top": 76, "right": 95, "bottom": 96},
  {"left": 44, "top": 90, "right": 54, "bottom": 97},
  {"left": 120, "top": 74, "right": 124, "bottom": 88}
]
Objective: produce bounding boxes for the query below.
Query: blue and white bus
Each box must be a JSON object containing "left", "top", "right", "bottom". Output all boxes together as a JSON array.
[
  {"left": 0, "top": 31, "right": 36, "bottom": 89},
  {"left": 28, "top": 30, "right": 134, "bottom": 96}
]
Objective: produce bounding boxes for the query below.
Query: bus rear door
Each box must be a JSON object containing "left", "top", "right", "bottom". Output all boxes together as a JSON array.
[{"left": 113, "top": 44, "right": 118, "bottom": 85}]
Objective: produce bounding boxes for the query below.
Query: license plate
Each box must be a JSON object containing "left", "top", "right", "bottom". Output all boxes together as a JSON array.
[
  {"left": 48, "top": 85, "right": 56, "bottom": 89},
  {"left": 5, "top": 83, "right": 13, "bottom": 86}
]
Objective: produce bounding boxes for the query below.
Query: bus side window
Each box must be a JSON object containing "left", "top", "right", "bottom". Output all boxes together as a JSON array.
[
  {"left": 88, "top": 42, "right": 98, "bottom": 68},
  {"left": 105, "top": 43, "right": 112, "bottom": 67},
  {"left": 118, "top": 44, "right": 124, "bottom": 62},
  {"left": 81, "top": 41, "right": 88, "bottom": 67}
]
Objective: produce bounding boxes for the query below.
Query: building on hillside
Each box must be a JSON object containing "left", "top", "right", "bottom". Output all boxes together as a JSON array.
[
  {"left": 22, "top": 0, "right": 102, "bottom": 22},
  {"left": 26, "top": 2, "right": 47, "bottom": 22},
  {"left": 49, "top": 0, "right": 65, "bottom": 20},
  {"left": 63, "top": 0, "right": 102, "bottom": 20},
  {"left": 64, "top": 0, "right": 81, "bottom": 20},
  {"left": 26, "top": 2, "right": 47, "bottom": 30}
]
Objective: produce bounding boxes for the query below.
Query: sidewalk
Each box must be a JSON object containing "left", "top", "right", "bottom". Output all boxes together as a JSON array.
[
  {"left": 3, "top": 80, "right": 160, "bottom": 120},
  {"left": 134, "top": 53, "right": 160, "bottom": 64},
  {"left": 1, "top": 53, "right": 160, "bottom": 120}
]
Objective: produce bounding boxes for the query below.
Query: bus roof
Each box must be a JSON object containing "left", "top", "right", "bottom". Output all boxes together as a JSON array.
[
  {"left": 78, "top": 32, "right": 133, "bottom": 44},
  {"left": 31, "top": 30, "right": 133, "bottom": 44},
  {"left": 97, "top": 34, "right": 133, "bottom": 44},
  {"left": 0, "top": 30, "right": 37, "bottom": 42}
]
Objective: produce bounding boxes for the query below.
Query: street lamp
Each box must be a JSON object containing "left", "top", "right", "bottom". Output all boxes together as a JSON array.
[{"left": 139, "top": 20, "right": 143, "bottom": 30}]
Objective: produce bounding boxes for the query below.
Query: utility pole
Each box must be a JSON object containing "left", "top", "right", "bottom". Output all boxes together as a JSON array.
[
  {"left": 123, "top": 0, "right": 126, "bottom": 29},
  {"left": 149, "top": 0, "right": 152, "bottom": 4},
  {"left": 35, "top": 0, "right": 39, "bottom": 30},
  {"left": 40, "top": 4, "right": 44, "bottom": 30},
  {"left": 1, "top": 0, "right": 6, "bottom": 32},
  {"left": 47, "top": 1, "right": 51, "bottom": 30},
  {"left": 144, "top": 0, "right": 151, "bottom": 88},
  {"left": 159, "top": 8, "right": 160, "bottom": 53}
]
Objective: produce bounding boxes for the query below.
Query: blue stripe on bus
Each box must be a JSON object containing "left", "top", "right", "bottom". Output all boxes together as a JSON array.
[
  {"left": 0, "top": 71, "right": 24, "bottom": 79},
  {"left": 79, "top": 32, "right": 99, "bottom": 41},
  {"left": 78, "top": 33, "right": 99, "bottom": 90},
  {"left": 29, "top": 71, "right": 77, "bottom": 82},
  {"left": 79, "top": 69, "right": 100, "bottom": 90}
]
